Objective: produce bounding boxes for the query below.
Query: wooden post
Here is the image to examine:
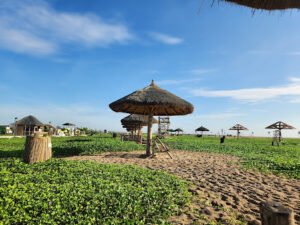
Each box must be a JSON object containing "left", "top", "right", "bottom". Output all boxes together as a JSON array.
[
  {"left": 260, "top": 201, "right": 295, "bottom": 225},
  {"left": 146, "top": 114, "right": 153, "bottom": 156},
  {"left": 23, "top": 134, "right": 52, "bottom": 164}
]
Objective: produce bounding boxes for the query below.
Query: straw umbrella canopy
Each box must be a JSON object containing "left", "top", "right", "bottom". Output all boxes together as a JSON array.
[
  {"left": 266, "top": 121, "right": 295, "bottom": 141},
  {"left": 224, "top": 0, "right": 300, "bottom": 10},
  {"left": 109, "top": 80, "right": 194, "bottom": 156},
  {"left": 195, "top": 126, "right": 209, "bottom": 135},
  {"left": 229, "top": 124, "right": 248, "bottom": 138},
  {"left": 63, "top": 122, "right": 75, "bottom": 126},
  {"left": 121, "top": 114, "right": 158, "bottom": 126},
  {"left": 174, "top": 128, "right": 183, "bottom": 135}
]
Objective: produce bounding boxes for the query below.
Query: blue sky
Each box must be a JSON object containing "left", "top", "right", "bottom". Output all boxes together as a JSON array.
[{"left": 1, "top": 0, "right": 300, "bottom": 137}]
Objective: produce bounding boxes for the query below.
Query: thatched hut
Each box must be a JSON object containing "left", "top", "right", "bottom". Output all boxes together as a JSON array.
[
  {"left": 224, "top": 0, "right": 300, "bottom": 10},
  {"left": 15, "top": 115, "right": 44, "bottom": 136},
  {"left": 109, "top": 80, "right": 194, "bottom": 156},
  {"left": 229, "top": 124, "right": 248, "bottom": 138}
]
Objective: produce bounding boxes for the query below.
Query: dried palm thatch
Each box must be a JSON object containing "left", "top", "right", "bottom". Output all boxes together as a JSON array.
[
  {"left": 224, "top": 0, "right": 300, "bottom": 10},
  {"left": 195, "top": 126, "right": 209, "bottom": 132},
  {"left": 266, "top": 121, "right": 295, "bottom": 142},
  {"left": 174, "top": 128, "right": 183, "bottom": 132},
  {"left": 229, "top": 124, "right": 248, "bottom": 138},
  {"left": 121, "top": 114, "right": 158, "bottom": 126},
  {"left": 229, "top": 124, "right": 248, "bottom": 131},
  {"left": 63, "top": 122, "right": 75, "bottom": 126},
  {"left": 16, "top": 115, "right": 43, "bottom": 126},
  {"left": 266, "top": 121, "right": 295, "bottom": 130},
  {"left": 109, "top": 80, "right": 193, "bottom": 116},
  {"left": 110, "top": 80, "right": 194, "bottom": 156}
]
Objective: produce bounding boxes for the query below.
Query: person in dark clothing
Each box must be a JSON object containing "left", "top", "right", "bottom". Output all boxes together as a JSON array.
[{"left": 220, "top": 135, "right": 226, "bottom": 144}]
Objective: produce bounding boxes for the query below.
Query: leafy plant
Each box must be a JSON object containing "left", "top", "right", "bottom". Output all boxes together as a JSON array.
[{"left": 0, "top": 159, "right": 190, "bottom": 224}]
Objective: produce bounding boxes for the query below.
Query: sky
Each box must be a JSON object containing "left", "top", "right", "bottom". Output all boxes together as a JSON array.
[{"left": 1, "top": 0, "right": 300, "bottom": 137}]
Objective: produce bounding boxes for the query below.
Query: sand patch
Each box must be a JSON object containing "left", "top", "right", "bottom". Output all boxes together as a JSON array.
[{"left": 65, "top": 151, "right": 300, "bottom": 224}]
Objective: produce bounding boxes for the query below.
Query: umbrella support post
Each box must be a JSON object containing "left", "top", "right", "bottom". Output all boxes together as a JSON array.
[
  {"left": 146, "top": 114, "right": 153, "bottom": 156},
  {"left": 153, "top": 136, "right": 172, "bottom": 159}
]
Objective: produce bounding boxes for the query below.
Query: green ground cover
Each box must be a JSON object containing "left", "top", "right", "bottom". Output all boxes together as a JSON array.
[
  {"left": 163, "top": 135, "right": 300, "bottom": 179},
  {"left": 0, "top": 159, "right": 189, "bottom": 224}
]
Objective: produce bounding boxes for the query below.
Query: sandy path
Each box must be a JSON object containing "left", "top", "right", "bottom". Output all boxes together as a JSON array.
[{"left": 65, "top": 151, "right": 300, "bottom": 225}]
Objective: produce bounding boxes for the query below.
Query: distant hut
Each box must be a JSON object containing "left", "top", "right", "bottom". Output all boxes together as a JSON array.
[
  {"left": 229, "top": 124, "right": 248, "bottom": 138},
  {"left": 109, "top": 80, "right": 193, "bottom": 156},
  {"left": 266, "top": 121, "right": 295, "bottom": 142},
  {"left": 195, "top": 126, "right": 209, "bottom": 137},
  {"left": 224, "top": 0, "right": 300, "bottom": 10},
  {"left": 15, "top": 115, "right": 44, "bottom": 136}
]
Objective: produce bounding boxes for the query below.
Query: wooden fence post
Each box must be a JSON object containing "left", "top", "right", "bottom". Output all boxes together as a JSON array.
[{"left": 260, "top": 201, "right": 295, "bottom": 225}]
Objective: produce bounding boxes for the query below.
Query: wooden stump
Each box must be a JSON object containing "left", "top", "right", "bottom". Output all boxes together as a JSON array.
[
  {"left": 23, "top": 135, "right": 52, "bottom": 164},
  {"left": 260, "top": 201, "right": 295, "bottom": 225}
]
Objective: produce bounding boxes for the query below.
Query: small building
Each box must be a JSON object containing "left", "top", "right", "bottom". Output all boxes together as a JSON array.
[
  {"left": 0, "top": 125, "right": 13, "bottom": 135},
  {"left": 15, "top": 115, "right": 44, "bottom": 136}
]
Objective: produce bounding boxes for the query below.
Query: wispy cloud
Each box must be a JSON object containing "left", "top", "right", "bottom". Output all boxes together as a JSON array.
[
  {"left": 285, "top": 51, "right": 300, "bottom": 56},
  {"left": 149, "top": 32, "right": 183, "bottom": 45},
  {"left": 247, "top": 50, "right": 272, "bottom": 55},
  {"left": 190, "top": 77, "right": 300, "bottom": 103},
  {"left": 157, "top": 78, "right": 202, "bottom": 86},
  {"left": 189, "top": 68, "right": 217, "bottom": 75},
  {"left": 0, "top": 0, "right": 133, "bottom": 56}
]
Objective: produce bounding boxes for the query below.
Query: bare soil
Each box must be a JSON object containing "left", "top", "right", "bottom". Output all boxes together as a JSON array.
[{"left": 65, "top": 151, "right": 300, "bottom": 225}]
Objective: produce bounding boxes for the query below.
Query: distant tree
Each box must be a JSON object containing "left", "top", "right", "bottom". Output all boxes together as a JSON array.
[{"left": 0, "top": 126, "right": 6, "bottom": 135}]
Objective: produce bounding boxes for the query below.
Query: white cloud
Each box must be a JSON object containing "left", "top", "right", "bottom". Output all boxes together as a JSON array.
[
  {"left": 157, "top": 78, "right": 202, "bottom": 86},
  {"left": 149, "top": 32, "right": 183, "bottom": 45},
  {"left": 190, "top": 77, "right": 300, "bottom": 103},
  {"left": 0, "top": 25, "right": 56, "bottom": 55},
  {"left": 189, "top": 68, "right": 217, "bottom": 75},
  {"left": 0, "top": 0, "right": 133, "bottom": 56},
  {"left": 286, "top": 51, "right": 300, "bottom": 56},
  {"left": 247, "top": 50, "right": 272, "bottom": 55}
]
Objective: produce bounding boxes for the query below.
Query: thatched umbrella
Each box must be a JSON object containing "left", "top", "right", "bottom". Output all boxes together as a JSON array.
[
  {"left": 224, "top": 0, "right": 300, "bottom": 10},
  {"left": 229, "top": 124, "right": 248, "bottom": 138},
  {"left": 109, "top": 80, "right": 194, "bottom": 156},
  {"left": 266, "top": 121, "right": 295, "bottom": 141},
  {"left": 195, "top": 126, "right": 210, "bottom": 135},
  {"left": 121, "top": 114, "right": 158, "bottom": 143},
  {"left": 174, "top": 128, "right": 183, "bottom": 135}
]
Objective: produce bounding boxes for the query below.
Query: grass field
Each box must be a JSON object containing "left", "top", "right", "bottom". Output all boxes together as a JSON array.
[
  {"left": 0, "top": 135, "right": 189, "bottom": 224},
  {"left": 0, "top": 134, "right": 299, "bottom": 224},
  {"left": 1, "top": 134, "right": 299, "bottom": 179},
  {"left": 163, "top": 135, "right": 300, "bottom": 179},
  {"left": 0, "top": 134, "right": 145, "bottom": 158}
]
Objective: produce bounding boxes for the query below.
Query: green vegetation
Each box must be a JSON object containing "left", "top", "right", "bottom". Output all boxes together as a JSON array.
[
  {"left": 164, "top": 135, "right": 300, "bottom": 179},
  {"left": 0, "top": 126, "right": 6, "bottom": 135},
  {"left": 0, "top": 159, "right": 189, "bottom": 224},
  {"left": 0, "top": 135, "right": 144, "bottom": 158}
]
